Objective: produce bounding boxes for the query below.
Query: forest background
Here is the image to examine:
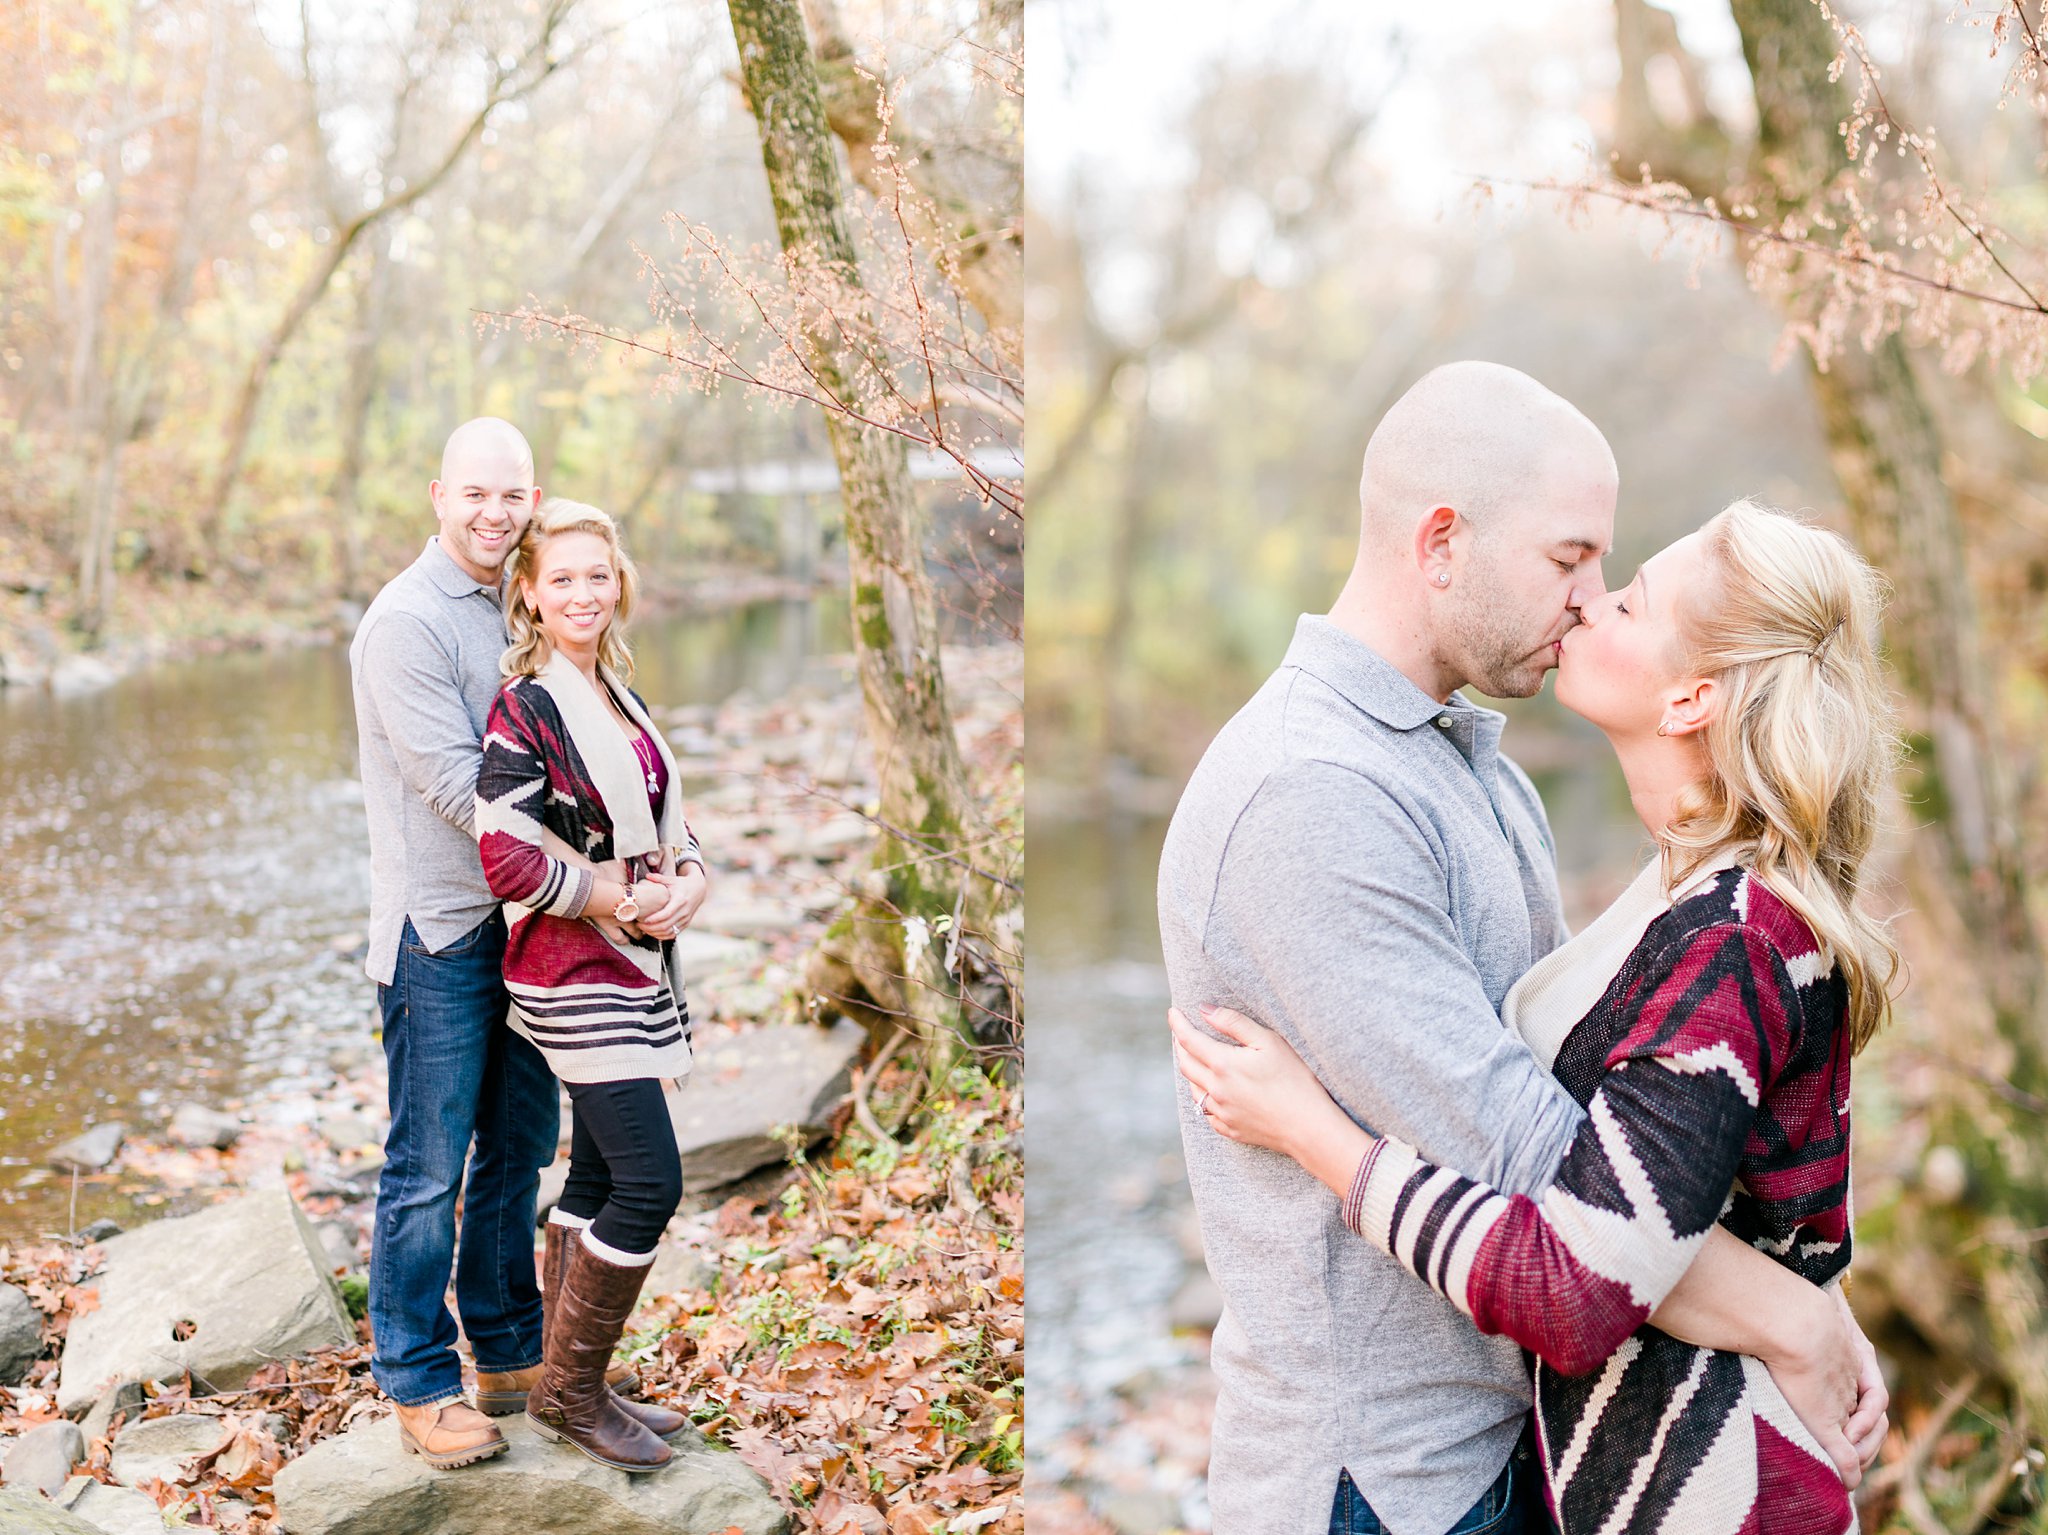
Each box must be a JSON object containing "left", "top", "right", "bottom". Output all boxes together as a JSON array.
[
  {"left": 1027, "top": 0, "right": 2048, "bottom": 1531},
  {"left": 0, "top": 1, "right": 1024, "bottom": 1531}
]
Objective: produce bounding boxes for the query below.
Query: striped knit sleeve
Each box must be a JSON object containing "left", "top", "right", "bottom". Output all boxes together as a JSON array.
[
  {"left": 1345, "top": 921, "right": 1805, "bottom": 1376},
  {"left": 673, "top": 818, "right": 704, "bottom": 872},
  {"left": 476, "top": 683, "right": 596, "bottom": 918}
]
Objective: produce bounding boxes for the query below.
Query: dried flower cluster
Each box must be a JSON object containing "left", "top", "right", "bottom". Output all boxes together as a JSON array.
[
  {"left": 1499, "top": 0, "right": 2048, "bottom": 382},
  {"left": 484, "top": 81, "right": 1021, "bottom": 527}
]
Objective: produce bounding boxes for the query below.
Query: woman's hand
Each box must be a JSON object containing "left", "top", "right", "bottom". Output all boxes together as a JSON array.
[
  {"left": 1837, "top": 1287, "right": 1890, "bottom": 1475},
  {"left": 1749, "top": 1279, "right": 1887, "bottom": 1488},
  {"left": 1170, "top": 1004, "right": 1340, "bottom": 1161},
  {"left": 638, "top": 864, "right": 708, "bottom": 941}
]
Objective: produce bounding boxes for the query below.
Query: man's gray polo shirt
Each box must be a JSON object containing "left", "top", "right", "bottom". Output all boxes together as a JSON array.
[
  {"left": 349, "top": 537, "right": 510, "bottom": 986},
  {"left": 1157, "top": 615, "right": 1586, "bottom": 1535}
]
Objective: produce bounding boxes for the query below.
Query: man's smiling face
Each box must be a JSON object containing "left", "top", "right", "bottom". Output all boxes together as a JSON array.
[{"left": 430, "top": 424, "right": 537, "bottom": 585}]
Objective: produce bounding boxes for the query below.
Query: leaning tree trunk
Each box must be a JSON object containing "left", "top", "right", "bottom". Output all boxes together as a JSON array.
[
  {"left": 728, "top": 0, "right": 1008, "bottom": 1070},
  {"left": 332, "top": 236, "right": 391, "bottom": 602},
  {"left": 802, "top": 0, "right": 1022, "bottom": 371},
  {"left": 1732, "top": 0, "right": 2048, "bottom": 1431}
]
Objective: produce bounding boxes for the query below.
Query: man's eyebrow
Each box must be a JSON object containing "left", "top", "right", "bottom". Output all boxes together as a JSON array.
[{"left": 1555, "top": 538, "right": 1605, "bottom": 555}]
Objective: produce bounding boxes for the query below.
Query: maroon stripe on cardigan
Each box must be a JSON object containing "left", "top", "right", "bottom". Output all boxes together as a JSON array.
[{"left": 1466, "top": 1197, "right": 1648, "bottom": 1376}]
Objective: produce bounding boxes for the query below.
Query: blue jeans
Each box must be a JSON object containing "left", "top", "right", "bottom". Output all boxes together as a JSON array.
[
  {"left": 369, "top": 914, "right": 560, "bottom": 1405},
  {"left": 1330, "top": 1427, "right": 1549, "bottom": 1535}
]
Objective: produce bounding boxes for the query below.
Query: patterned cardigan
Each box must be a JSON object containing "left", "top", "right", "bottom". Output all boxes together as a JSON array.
[
  {"left": 1345, "top": 865, "right": 1856, "bottom": 1535},
  {"left": 476, "top": 659, "right": 702, "bottom": 1085}
]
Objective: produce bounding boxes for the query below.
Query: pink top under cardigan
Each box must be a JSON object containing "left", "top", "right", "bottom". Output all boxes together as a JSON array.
[{"left": 476, "top": 653, "right": 701, "bottom": 1084}]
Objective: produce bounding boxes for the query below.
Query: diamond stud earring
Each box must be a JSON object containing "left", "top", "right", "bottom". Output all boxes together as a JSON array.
[{"left": 1436, "top": 572, "right": 1449, "bottom": 586}]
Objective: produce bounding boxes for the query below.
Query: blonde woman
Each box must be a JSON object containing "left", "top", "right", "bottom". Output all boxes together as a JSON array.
[
  {"left": 473, "top": 501, "right": 707, "bottom": 1472},
  {"left": 1174, "top": 501, "right": 1897, "bottom": 1534}
]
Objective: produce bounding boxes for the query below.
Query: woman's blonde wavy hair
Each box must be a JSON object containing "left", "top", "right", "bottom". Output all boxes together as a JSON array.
[
  {"left": 1663, "top": 498, "right": 1902, "bottom": 1053},
  {"left": 501, "top": 499, "right": 640, "bottom": 683}
]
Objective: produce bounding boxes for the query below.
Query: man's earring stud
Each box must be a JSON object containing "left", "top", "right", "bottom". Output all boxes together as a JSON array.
[{"left": 1435, "top": 572, "right": 1449, "bottom": 586}]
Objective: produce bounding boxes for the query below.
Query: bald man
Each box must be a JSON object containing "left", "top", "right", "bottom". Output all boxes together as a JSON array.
[
  {"left": 348, "top": 418, "right": 552, "bottom": 1468},
  {"left": 1158, "top": 364, "right": 1874, "bottom": 1533}
]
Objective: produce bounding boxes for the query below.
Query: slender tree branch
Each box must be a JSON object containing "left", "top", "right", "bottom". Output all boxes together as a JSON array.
[{"left": 1478, "top": 175, "right": 2048, "bottom": 319}]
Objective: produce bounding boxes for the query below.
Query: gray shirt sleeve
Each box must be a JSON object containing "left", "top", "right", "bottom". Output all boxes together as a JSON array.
[
  {"left": 356, "top": 611, "right": 484, "bottom": 835},
  {"left": 1207, "top": 756, "right": 1583, "bottom": 1199}
]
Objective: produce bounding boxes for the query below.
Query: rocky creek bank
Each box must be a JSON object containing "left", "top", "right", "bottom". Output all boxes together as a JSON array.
[{"left": 0, "top": 645, "right": 1022, "bottom": 1534}]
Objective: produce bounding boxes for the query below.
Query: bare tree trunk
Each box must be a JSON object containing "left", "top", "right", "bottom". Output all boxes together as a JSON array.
[
  {"left": 1731, "top": 0, "right": 2048, "bottom": 1427},
  {"left": 1611, "top": 0, "right": 1733, "bottom": 187},
  {"left": 727, "top": 0, "right": 1008, "bottom": 1063},
  {"left": 74, "top": 0, "right": 231, "bottom": 637},
  {"left": 71, "top": 7, "right": 138, "bottom": 638},
  {"left": 206, "top": 0, "right": 579, "bottom": 522},
  {"left": 801, "top": 0, "right": 1022, "bottom": 369},
  {"left": 621, "top": 411, "right": 692, "bottom": 525},
  {"left": 1099, "top": 385, "right": 1159, "bottom": 770},
  {"left": 207, "top": 129, "right": 477, "bottom": 522},
  {"left": 529, "top": 96, "right": 681, "bottom": 481},
  {"left": 332, "top": 237, "right": 390, "bottom": 601}
]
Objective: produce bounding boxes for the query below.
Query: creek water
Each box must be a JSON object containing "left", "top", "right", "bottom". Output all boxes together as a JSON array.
[
  {"left": 1025, "top": 731, "right": 1648, "bottom": 1462},
  {"left": 0, "top": 595, "right": 849, "bottom": 1242}
]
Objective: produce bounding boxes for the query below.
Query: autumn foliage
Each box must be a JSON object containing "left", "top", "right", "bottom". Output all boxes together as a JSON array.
[{"left": 0, "top": 1068, "right": 1020, "bottom": 1534}]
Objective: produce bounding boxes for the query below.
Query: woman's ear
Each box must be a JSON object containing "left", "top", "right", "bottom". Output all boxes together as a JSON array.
[{"left": 1662, "top": 675, "right": 1717, "bottom": 738}]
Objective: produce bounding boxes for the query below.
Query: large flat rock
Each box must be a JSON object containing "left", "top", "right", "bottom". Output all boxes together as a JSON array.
[
  {"left": 48, "top": 1124, "right": 124, "bottom": 1175},
  {"left": 696, "top": 898, "right": 804, "bottom": 941},
  {"left": 672, "top": 931, "right": 762, "bottom": 981},
  {"left": 108, "top": 1414, "right": 229, "bottom": 1488},
  {"left": 0, "top": 1284, "right": 42, "bottom": 1386},
  {"left": 51, "top": 1480, "right": 169, "bottom": 1535},
  {"left": 0, "top": 1487, "right": 103, "bottom": 1535},
  {"left": 668, "top": 1022, "right": 865, "bottom": 1192},
  {"left": 2, "top": 1420, "right": 84, "bottom": 1497},
  {"left": 57, "top": 1191, "right": 354, "bottom": 1415},
  {"left": 271, "top": 1413, "right": 787, "bottom": 1535}
]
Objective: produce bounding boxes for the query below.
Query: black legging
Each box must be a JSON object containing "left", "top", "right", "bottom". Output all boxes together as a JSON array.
[{"left": 554, "top": 1077, "right": 682, "bottom": 1255}]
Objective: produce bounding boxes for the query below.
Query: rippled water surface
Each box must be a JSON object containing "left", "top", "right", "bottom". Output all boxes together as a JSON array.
[{"left": 0, "top": 596, "right": 851, "bottom": 1239}]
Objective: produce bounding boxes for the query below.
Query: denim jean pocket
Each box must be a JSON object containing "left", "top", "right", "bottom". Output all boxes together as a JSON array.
[
  {"left": 1444, "top": 1461, "right": 1517, "bottom": 1535},
  {"left": 403, "top": 916, "right": 490, "bottom": 959}
]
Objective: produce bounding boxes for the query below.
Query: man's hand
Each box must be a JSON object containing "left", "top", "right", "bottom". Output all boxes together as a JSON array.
[
  {"left": 638, "top": 864, "right": 709, "bottom": 941},
  {"left": 1757, "top": 1282, "right": 1867, "bottom": 1488}
]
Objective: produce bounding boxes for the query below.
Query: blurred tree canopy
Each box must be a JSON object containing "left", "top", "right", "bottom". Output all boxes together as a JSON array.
[{"left": 0, "top": 0, "right": 1015, "bottom": 660}]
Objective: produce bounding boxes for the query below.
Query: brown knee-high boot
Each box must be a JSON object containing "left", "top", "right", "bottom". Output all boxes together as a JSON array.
[
  {"left": 526, "top": 1235, "right": 673, "bottom": 1472},
  {"left": 476, "top": 1223, "right": 685, "bottom": 1437},
  {"left": 545, "top": 1220, "right": 685, "bottom": 1436}
]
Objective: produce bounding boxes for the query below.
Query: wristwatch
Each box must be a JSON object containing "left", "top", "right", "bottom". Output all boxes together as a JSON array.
[{"left": 612, "top": 883, "right": 643, "bottom": 923}]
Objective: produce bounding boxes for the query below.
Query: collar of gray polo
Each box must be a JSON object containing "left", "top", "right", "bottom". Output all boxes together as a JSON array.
[
  {"left": 1285, "top": 614, "right": 1489, "bottom": 733},
  {"left": 420, "top": 536, "right": 506, "bottom": 600}
]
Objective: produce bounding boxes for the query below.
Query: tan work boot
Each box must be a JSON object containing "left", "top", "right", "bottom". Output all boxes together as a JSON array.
[{"left": 393, "top": 1398, "right": 509, "bottom": 1469}]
